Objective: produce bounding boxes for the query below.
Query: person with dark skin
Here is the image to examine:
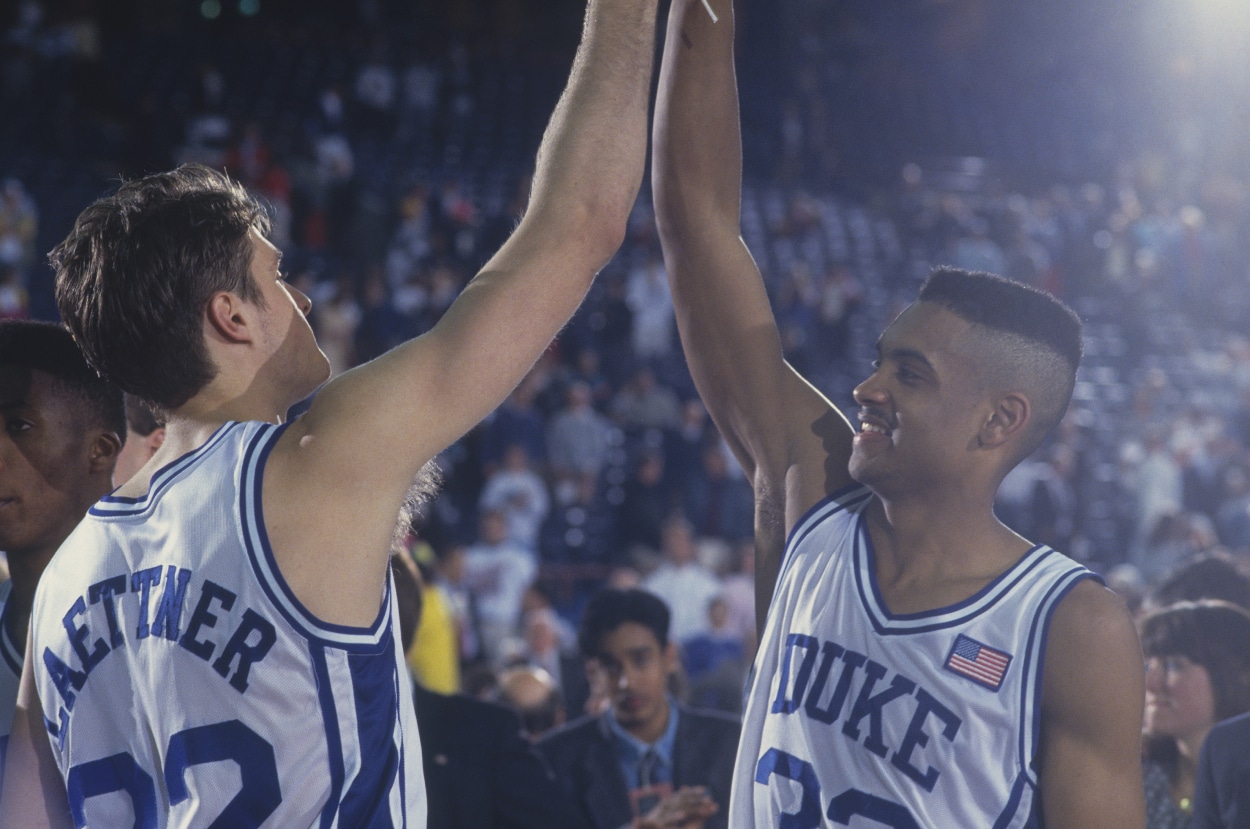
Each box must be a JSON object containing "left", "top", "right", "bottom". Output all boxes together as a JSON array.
[
  {"left": 652, "top": 1, "right": 1146, "bottom": 826},
  {"left": 2, "top": 0, "right": 661, "bottom": 823},
  {"left": 0, "top": 321, "right": 123, "bottom": 782}
]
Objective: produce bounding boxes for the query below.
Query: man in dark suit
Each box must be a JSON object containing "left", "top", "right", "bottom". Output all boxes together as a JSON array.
[
  {"left": 414, "top": 682, "right": 576, "bottom": 829},
  {"left": 538, "top": 588, "right": 741, "bottom": 829},
  {"left": 393, "top": 550, "right": 575, "bottom": 829},
  {"left": 1192, "top": 711, "right": 1250, "bottom": 829}
]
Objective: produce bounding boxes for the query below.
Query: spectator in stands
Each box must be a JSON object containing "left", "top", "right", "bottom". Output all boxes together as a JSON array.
[
  {"left": 680, "top": 596, "right": 746, "bottom": 714},
  {"left": 391, "top": 550, "right": 574, "bottom": 829},
  {"left": 642, "top": 515, "right": 722, "bottom": 644},
  {"left": 497, "top": 664, "right": 567, "bottom": 741},
  {"left": 1142, "top": 552, "right": 1250, "bottom": 613},
  {"left": 625, "top": 250, "right": 675, "bottom": 363},
  {"left": 1191, "top": 710, "right": 1250, "bottom": 829},
  {"left": 312, "top": 273, "right": 362, "bottom": 377},
  {"left": 548, "top": 381, "right": 615, "bottom": 506},
  {"left": 0, "top": 267, "right": 27, "bottom": 320},
  {"left": 618, "top": 449, "right": 672, "bottom": 555},
  {"left": 611, "top": 366, "right": 682, "bottom": 434},
  {"left": 0, "top": 179, "right": 37, "bottom": 280},
  {"left": 519, "top": 606, "right": 589, "bottom": 719},
  {"left": 464, "top": 508, "right": 537, "bottom": 663},
  {"left": 682, "top": 441, "right": 753, "bottom": 543},
  {"left": 480, "top": 375, "right": 548, "bottom": 473},
  {"left": 479, "top": 442, "right": 549, "bottom": 554},
  {"left": 1139, "top": 601, "right": 1250, "bottom": 829},
  {"left": 538, "top": 588, "right": 740, "bottom": 829}
]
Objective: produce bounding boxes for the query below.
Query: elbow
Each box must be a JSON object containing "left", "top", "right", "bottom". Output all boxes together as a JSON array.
[{"left": 546, "top": 195, "right": 632, "bottom": 266}]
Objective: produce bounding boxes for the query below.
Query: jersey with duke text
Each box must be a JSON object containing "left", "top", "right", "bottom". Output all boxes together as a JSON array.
[
  {"left": 31, "top": 421, "right": 426, "bottom": 828},
  {"left": 731, "top": 484, "right": 1099, "bottom": 829},
  {"left": 0, "top": 579, "right": 23, "bottom": 795}
]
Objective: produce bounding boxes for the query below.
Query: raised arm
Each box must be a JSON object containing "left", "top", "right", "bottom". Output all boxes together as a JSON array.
[
  {"left": 264, "top": 0, "right": 661, "bottom": 623},
  {"left": 1039, "top": 581, "right": 1146, "bottom": 828},
  {"left": 652, "top": 0, "right": 853, "bottom": 619}
]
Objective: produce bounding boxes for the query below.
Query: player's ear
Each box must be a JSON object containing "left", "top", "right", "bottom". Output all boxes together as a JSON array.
[
  {"left": 979, "top": 392, "right": 1030, "bottom": 450},
  {"left": 89, "top": 430, "right": 123, "bottom": 475},
  {"left": 206, "top": 290, "right": 255, "bottom": 345}
]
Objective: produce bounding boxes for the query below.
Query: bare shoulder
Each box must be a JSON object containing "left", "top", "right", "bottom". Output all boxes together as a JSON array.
[
  {"left": 1044, "top": 578, "right": 1142, "bottom": 707},
  {"left": 1037, "top": 577, "right": 1146, "bottom": 829}
]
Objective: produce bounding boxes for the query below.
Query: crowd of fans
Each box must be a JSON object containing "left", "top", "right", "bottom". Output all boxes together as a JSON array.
[{"left": 8, "top": 6, "right": 1250, "bottom": 804}]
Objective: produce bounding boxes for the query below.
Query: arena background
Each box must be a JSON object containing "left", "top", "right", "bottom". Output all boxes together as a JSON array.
[{"left": 5, "top": 0, "right": 1250, "bottom": 630}]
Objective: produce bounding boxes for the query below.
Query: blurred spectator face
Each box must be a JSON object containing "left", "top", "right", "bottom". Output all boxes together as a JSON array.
[
  {"left": 661, "top": 519, "right": 696, "bottom": 566},
  {"left": 707, "top": 597, "right": 729, "bottom": 631},
  {"left": 439, "top": 545, "right": 467, "bottom": 584},
  {"left": 589, "top": 621, "right": 676, "bottom": 737},
  {"left": 502, "top": 443, "right": 530, "bottom": 472},
  {"left": 480, "top": 510, "right": 508, "bottom": 544},
  {"left": 1144, "top": 655, "right": 1215, "bottom": 743},
  {"left": 525, "top": 608, "right": 560, "bottom": 655}
]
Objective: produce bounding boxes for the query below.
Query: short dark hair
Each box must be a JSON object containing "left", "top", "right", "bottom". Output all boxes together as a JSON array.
[
  {"left": 1139, "top": 600, "right": 1250, "bottom": 722},
  {"left": 918, "top": 268, "right": 1082, "bottom": 457},
  {"left": 578, "top": 588, "right": 670, "bottom": 659},
  {"left": 123, "top": 392, "right": 163, "bottom": 437},
  {"left": 0, "top": 320, "right": 126, "bottom": 438},
  {"left": 1146, "top": 552, "right": 1250, "bottom": 612},
  {"left": 50, "top": 164, "right": 269, "bottom": 412}
]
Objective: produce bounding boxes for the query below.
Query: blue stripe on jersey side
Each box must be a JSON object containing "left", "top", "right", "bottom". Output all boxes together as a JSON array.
[
  {"left": 239, "top": 422, "right": 393, "bottom": 650},
  {"left": 312, "top": 645, "right": 347, "bottom": 829},
  {"left": 855, "top": 530, "right": 1064, "bottom": 635},
  {"left": 771, "top": 483, "right": 872, "bottom": 610},
  {"left": 336, "top": 627, "right": 401, "bottom": 829},
  {"left": 90, "top": 421, "right": 238, "bottom": 517},
  {"left": 1017, "top": 567, "right": 1102, "bottom": 787},
  {"left": 0, "top": 588, "right": 21, "bottom": 677},
  {"left": 991, "top": 772, "right": 1033, "bottom": 829}
]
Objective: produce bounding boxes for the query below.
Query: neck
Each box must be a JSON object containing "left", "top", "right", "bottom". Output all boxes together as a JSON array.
[
  {"left": 866, "top": 490, "right": 1028, "bottom": 578},
  {"left": 4, "top": 546, "right": 56, "bottom": 648},
  {"left": 629, "top": 696, "right": 671, "bottom": 745}
]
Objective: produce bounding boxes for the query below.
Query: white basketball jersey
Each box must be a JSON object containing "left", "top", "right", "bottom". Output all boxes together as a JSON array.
[
  {"left": 732, "top": 485, "right": 1097, "bottom": 829},
  {"left": 31, "top": 421, "right": 426, "bottom": 828},
  {"left": 0, "top": 578, "right": 23, "bottom": 797}
]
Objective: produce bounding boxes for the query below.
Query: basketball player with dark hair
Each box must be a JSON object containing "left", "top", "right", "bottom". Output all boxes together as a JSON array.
[
  {"left": 0, "top": 321, "right": 123, "bottom": 792},
  {"left": 652, "top": 1, "right": 1145, "bottom": 826},
  {"left": 2, "top": 0, "right": 661, "bottom": 824}
]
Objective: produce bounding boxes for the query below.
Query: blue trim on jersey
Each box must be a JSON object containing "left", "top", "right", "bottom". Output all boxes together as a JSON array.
[
  {"left": 337, "top": 629, "right": 402, "bottom": 829},
  {"left": 773, "top": 483, "right": 873, "bottom": 609},
  {"left": 854, "top": 522, "right": 1066, "bottom": 635},
  {"left": 991, "top": 772, "right": 1034, "bottom": 829},
  {"left": 90, "top": 422, "right": 238, "bottom": 516},
  {"left": 1018, "top": 567, "right": 1103, "bottom": 787},
  {"left": 0, "top": 584, "right": 21, "bottom": 678},
  {"left": 312, "top": 645, "right": 347, "bottom": 829},
  {"left": 239, "top": 422, "right": 394, "bottom": 650}
]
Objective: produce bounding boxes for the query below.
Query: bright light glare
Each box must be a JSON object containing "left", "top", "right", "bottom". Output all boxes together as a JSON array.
[{"left": 200, "top": 0, "right": 221, "bottom": 19}]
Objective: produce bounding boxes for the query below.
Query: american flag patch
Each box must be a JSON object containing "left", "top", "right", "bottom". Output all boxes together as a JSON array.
[{"left": 944, "top": 634, "right": 1012, "bottom": 691}]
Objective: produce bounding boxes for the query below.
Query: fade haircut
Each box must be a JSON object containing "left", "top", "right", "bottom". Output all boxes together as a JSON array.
[
  {"left": 50, "top": 164, "right": 270, "bottom": 412},
  {"left": 0, "top": 320, "right": 126, "bottom": 438},
  {"left": 918, "top": 267, "right": 1082, "bottom": 460},
  {"left": 578, "top": 588, "right": 670, "bottom": 660}
]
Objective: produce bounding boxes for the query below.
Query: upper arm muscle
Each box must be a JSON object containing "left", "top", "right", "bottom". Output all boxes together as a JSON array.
[{"left": 1039, "top": 580, "right": 1145, "bottom": 829}]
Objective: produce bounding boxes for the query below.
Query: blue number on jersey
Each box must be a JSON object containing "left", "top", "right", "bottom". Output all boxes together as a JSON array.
[
  {"left": 67, "top": 720, "right": 280, "bottom": 829},
  {"left": 756, "top": 748, "right": 921, "bottom": 829}
]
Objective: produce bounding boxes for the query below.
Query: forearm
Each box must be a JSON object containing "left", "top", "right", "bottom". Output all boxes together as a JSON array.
[
  {"left": 525, "top": 0, "right": 660, "bottom": 257},
  {"left": 653, "top": 0, "right": 741, "bottom": 238}
]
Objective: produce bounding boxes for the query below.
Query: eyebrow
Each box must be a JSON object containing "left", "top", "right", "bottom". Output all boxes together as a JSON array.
[{"left": 876, "top": 343, "right": 936, "bottom": 372}]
